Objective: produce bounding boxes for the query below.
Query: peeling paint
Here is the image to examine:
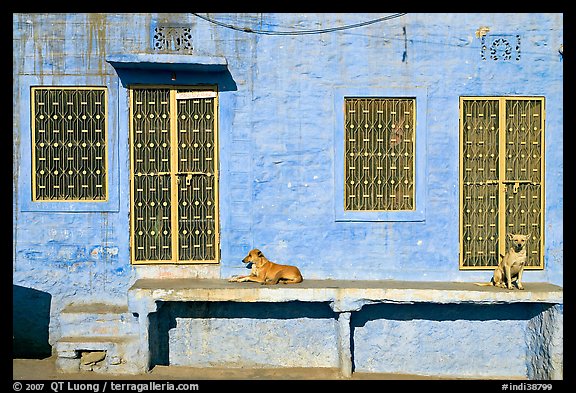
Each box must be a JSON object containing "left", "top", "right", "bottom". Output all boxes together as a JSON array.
[{"left": 86, "top": 13, "right": 108, "bottom": 74}]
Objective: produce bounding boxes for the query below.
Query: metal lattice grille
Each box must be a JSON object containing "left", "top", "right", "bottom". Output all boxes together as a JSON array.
[
  {"left": 460, "top": 97, "right": 544, "bottom": 269},
  {"left": 176, "top": 93, "right": 217, "bottom": 261},
  {"left": 130, "top": 87, "right": 219, "bottom": 264},
  {"left": 31, "top": 87, "right": 107, "bottom": 201},
  {"left": 504, "top": 99, "right": 543, "bottom": 267},
  {"left": 344, "top": 97, "right": 415, "bottom": 211},
  {"left": 461, "top": 99, "right": 501, "bottom": 267},
  {"left": 131, "top": 89, "right": 172, "bottom": 262}
]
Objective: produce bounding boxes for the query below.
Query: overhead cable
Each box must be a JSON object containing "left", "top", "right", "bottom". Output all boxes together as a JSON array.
[{"left": 191, "top": 13, "right": 407, "bottom": 35}]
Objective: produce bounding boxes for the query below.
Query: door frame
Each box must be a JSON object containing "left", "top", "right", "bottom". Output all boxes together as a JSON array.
[
  {"left": 128, "top": 85, "right": 220, "bottom": 264},
  {"left": 459, "top": 96, "right": 545, "bottom": 270}
]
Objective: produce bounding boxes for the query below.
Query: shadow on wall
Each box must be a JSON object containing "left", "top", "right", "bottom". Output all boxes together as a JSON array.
[
  {"left": 13, "top": 285, "right": 52, "bottom": 359},
  {"left": 349, "top": 302, "right": 553, "bottom": 375},
  {"left": 149, "top": 301, "right": 336, "bottom": 368}
]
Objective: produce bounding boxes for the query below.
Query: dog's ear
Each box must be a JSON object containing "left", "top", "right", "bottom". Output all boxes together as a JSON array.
[
  {"left": 257, "top": 250, "right": 263, "bottom": 257},
  {"left": 507, "top": 233, "right": 514, "bottom": 240},
  {"left": 526, "top": 233, "right": 531, "bottom": 239}
]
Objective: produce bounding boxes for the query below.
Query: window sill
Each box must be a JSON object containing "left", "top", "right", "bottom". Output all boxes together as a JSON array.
[{"left": 335, "top": 209, "right": 426, "bottom": 222}]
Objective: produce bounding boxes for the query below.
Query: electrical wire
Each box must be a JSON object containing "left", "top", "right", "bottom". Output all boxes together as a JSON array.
[{"left": 191, "top": 13, "right": 407, "bottom": 35}]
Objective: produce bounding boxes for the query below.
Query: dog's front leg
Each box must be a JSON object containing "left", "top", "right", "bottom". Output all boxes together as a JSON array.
[
  {"left": 229, "top": 275, "right": 251, "bottom": 282},
  {"left": 516, "top": 268, "right": 525, "bottom": 290},
  {"left": 504, "top": 265, "right": 514, "bottom": 290},
  {"left": 238, "top": 275, "right": 267, "bottom": 284}
]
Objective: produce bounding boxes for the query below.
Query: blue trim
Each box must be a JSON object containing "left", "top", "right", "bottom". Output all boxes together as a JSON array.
[
  {"left": 18, "top": 75, "right": 120, "bottom": 212},
  {"left": 333, "top": 87, "right": 427, "bottom": 222}
]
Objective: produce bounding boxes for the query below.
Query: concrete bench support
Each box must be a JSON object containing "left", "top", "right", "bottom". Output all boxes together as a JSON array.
[
  {"left": 336, "top": 311, "right": 352, "bottom": 378},
  {"left": 129, "top": 297, "right": 159, "bottom": 373},
  {"left": 127, "top": 279, "right": 563, "bottom": 378}
]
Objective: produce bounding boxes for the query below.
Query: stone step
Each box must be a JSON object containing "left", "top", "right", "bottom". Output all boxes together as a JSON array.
[
  {"left": 55, "top": 335, "right": 140, "bottom": 374},
  {"left": 59, "top": 302, "right": 138, "bottom": 337}
]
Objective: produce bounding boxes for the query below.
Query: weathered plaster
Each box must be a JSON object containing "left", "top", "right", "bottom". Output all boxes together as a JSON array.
[{"left": 13, "top": 13, "right": 563, "bottom": 377}]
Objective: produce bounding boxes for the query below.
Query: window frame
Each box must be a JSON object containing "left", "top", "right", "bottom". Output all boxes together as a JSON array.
[
  {"left": 343, "top": 96, "right": 416, "bottom": 212},
  {"left": 30, "top": 86, "right": 109, "bottom": 202},
  {"left": 333, "top": 87, "right": 427, "bottom": 222},
  {"left": 17, "top": 76, "right": 120, "bottom": 212}
]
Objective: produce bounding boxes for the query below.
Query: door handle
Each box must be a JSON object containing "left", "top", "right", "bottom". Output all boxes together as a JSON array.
[{"left": 176, "top": 172, "right": 212, "bottom": 185}]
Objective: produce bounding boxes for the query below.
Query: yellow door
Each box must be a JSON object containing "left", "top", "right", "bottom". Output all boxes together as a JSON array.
[
  {"left": 129, "top": 86, "right": 219, "bottom": 264},
  {"left": 460, "top": 97, "right": 544, "bottom": 269}
]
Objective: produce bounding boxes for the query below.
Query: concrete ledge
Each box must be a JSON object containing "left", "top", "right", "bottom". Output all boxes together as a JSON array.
[
  {"left": 128, "top": 279, "right": 563, "bottom": 312},
  {"left": 126, "top": 279, "right": 563, "bottom": 378},
  {"left": 61, "top": 303, "right": 129, "bottom": 315},
  {"left": 106, "top": 53, "right": 228, "bottom": 72},
  {"left": 56, "top": 335, "right": 136, "bottom": 357}
]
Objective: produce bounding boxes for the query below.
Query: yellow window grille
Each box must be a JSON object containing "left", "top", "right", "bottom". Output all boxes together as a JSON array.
[
  {"left": 130, "top": 87, "right": 219, "bottom": 264},
  {"left": 31, "top": 87, "right": 108, "bottom": 201},
  {"left": 460, "top": 97, "right": 544, "bottom": 269},
  {"left": 344, "top": 97, "right": 415, "bottom": 211}
]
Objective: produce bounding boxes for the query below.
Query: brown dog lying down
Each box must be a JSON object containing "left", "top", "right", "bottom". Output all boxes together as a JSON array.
[{"left": 228, "top": 249, "right": 303, "bottom": 285}]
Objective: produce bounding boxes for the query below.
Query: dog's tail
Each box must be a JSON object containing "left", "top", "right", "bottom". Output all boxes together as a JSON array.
[{"left": 473, "top": 282, "right": 494, "bottom": 287}]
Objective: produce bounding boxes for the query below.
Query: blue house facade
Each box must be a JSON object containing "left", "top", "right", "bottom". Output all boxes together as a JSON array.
[{"left": 13, "top": 13, "right": 563, "bottom": 378}]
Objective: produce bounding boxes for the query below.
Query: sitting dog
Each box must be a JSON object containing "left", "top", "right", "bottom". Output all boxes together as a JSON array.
[
  {"left": 228, "top": 249, "right": 303, "bottom": 285},
  {"left": 475, "top": 233, "right": 530, "bottom": 290}
]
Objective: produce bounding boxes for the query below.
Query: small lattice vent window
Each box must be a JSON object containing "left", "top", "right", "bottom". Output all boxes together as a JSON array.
[
  {"left": 153, "top": 26, "right": 193, "bottom": 52},
  {"left": 31, "top": 87, "right": 108, "bottom": 201},
  {"left": 344, "top": 97, "right": 415, "bottom": 211}
]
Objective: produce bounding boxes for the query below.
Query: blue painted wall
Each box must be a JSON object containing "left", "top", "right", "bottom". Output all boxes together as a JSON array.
[{"left": 13, "top": 13, "right": 563, "bottom": 360}]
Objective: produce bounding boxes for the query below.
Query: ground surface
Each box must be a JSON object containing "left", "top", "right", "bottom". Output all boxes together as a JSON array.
[{"left": 13, "top": 356, "right": 458, "bottom": 380}]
